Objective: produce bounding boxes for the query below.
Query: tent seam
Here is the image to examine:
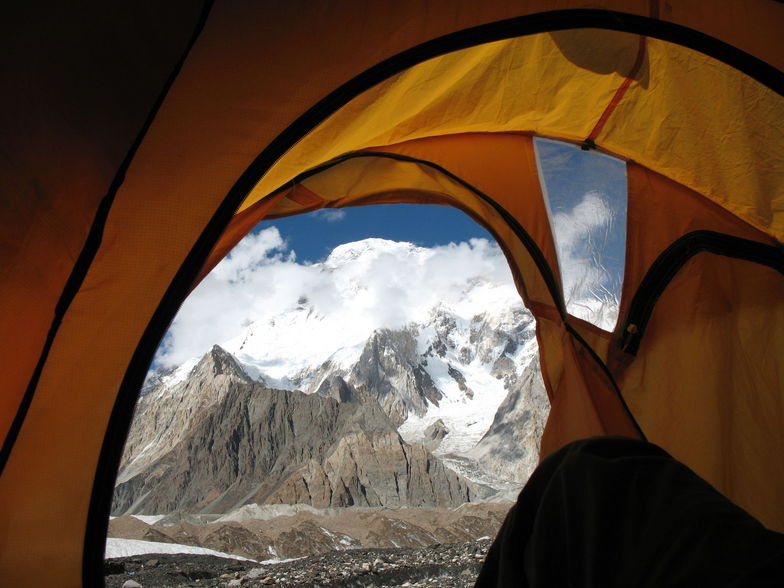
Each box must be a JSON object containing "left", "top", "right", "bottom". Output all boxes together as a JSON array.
[
  {"left": 583, "top": 34, "right": 648, "bottom": 149},
  {"left": 78, "top": 2, "right": 217, "bottom": 585}
]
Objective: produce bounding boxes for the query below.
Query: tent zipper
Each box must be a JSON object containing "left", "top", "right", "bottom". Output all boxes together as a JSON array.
[{"left": 620, "top": 230, "right": 784, "bottom": 355}]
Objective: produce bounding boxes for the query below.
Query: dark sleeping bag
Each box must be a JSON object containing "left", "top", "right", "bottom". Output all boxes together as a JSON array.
[{"left": 475, "top": 437, "right": 784, "bottom": 587}]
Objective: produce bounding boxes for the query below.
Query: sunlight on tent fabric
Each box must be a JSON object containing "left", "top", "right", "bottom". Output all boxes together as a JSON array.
[
  {"left": 534, "top": 138, "right": 628, "bottom": 330},
  {"left": 1, "top": 4, "right": 783, "bottom": 586}
]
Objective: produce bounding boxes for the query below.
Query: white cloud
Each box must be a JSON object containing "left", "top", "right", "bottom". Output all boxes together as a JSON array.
[
  {"left": 154, "top": 230, "right": 518, "bottom": 369},
  {"left": 551, "top": 190, "right": 620, "bottom": 329},
  {"left": 312, "top": 209, "right": 347, "bottom": 223},
  {"left": 209, "top": 226, "right": 292, "bottom": 282}
]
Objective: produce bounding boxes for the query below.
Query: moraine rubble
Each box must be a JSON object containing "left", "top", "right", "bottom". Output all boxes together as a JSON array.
[{"left": 106, "top": 538, "right": 491, "bottom": 587}]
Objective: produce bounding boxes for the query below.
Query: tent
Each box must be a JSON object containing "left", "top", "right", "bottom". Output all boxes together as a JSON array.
[{"left": 1, "top": 2, "right": 782, "bottom": 585}]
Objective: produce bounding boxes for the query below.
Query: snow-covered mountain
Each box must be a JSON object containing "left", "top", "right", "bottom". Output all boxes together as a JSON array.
[{"left": 118, "top": 239, "right": 549, "bottom": 513}]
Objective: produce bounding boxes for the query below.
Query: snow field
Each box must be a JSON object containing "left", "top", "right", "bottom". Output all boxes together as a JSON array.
[{"left": 105, "top": 538, "right": 257, "bottom": 561}]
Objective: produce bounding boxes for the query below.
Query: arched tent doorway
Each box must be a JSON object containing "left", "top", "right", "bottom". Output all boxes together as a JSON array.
[{"left": 1, "top": 3, "right": 782, "bottom": 585}]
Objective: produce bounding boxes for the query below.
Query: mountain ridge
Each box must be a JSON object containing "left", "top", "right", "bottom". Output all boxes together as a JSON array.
[
  {"left": 115, "top": 238, "right": 550, "bottom": 515},
  {"left": 113, "top": 346, "right": 490, "bottom": 515}
]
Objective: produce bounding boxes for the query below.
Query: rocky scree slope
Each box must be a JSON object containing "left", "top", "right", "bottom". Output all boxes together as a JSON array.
[
  {"left": 105, "top": 537, "right": 495, "bottom": 588},
  {"left": 107, "top": 502, "right": 508, "bottom": 562}
]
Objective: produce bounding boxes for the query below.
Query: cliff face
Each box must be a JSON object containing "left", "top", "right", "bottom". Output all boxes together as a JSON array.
[
  {"left": 349, "top": 328, "right": 442, "bottom": 427},
  {"left": 112, "top": 346, "right": 483, "bottom": 515},
  {"left": 265, "top": 422, "right": 477, "bottom": 509}
]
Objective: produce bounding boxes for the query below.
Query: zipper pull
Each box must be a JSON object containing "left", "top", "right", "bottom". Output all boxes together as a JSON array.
[{"left": 621, "top": 323, "right": 639, "bottom": 353}]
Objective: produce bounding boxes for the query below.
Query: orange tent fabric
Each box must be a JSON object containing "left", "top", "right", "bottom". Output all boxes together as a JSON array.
[{"left": 1, "top": 2, "right": 782, "bottom": 585}]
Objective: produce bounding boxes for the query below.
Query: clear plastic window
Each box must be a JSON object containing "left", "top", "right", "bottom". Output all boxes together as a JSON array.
[{"left": 533, "top": 137, "right": 627, "bottom": 331}]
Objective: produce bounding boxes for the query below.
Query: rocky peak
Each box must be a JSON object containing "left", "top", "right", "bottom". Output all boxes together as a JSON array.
[
  {"left": 350, "top": 328, "right": 441, "bottom": 426},
  {"left": 113, "top": 351, "right": 484, "bottom": 515},
  {"left": 197, "top": 344, "right": 254, "bottom": 382},
  {"left": 315, "top": 374, "right": 357, "bottom": 403}
]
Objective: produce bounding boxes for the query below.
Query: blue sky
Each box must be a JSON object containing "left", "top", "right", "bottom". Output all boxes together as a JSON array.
[{"left": 255, "top": 204, "right": 494, "bottom": 263}]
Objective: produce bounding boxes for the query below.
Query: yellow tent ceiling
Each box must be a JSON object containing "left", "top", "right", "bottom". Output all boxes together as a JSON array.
[{"left": 1, "top": 2, "right": 782, "bottom": 585}]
